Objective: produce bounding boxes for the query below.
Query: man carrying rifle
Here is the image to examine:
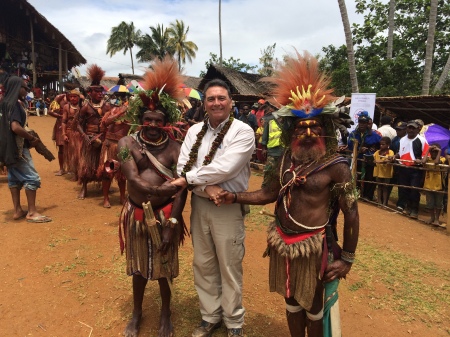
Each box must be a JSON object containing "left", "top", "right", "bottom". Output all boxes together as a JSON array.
[{"left": 0, "top": 75, "right": 52, "bottom": 223}]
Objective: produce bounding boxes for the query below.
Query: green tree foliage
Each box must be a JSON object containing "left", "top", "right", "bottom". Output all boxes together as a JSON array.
[
  {"left": 106, "top": 21, "right": 141, "bottom": 74},
  {"left": 199, "top": 53, "right": 257, "bottom": 77},
  {"left": 258, "top": 43, "right": 277, "bottom": 76},
  {"left": 320, "top": 0, "right": 450, "bottom": 96},
  {"left": 319, "top": 45, "right": 352, "bottom": 97},
  {"left": 167, "top": 20, "right": 198, "bottom": 71},
  {"left": 136, "top": 24, "right": 175, "bottom": 63}
]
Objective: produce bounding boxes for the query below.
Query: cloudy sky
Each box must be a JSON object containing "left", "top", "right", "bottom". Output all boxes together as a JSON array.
[{"left": 27, "top": 0, "right": 376, "bottom": 78}]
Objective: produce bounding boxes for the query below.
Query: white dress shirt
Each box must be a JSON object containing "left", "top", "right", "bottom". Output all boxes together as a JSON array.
[
  {"left": 378, "top": 124, "right": 397, "bottom": 140},
  {"left": 177, "top": 117, "right": 255, "bottom": 198}
]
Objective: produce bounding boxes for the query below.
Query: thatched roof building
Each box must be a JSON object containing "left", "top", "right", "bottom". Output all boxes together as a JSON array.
[
  {"left": 1, "top": 0, "right": 86, "bottom": 88},
  {"left": 198, "top": 64, "right": 271, "bottom": 103}
]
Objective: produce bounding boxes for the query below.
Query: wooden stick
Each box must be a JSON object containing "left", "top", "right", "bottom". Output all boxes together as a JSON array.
[
  {"left": 259, "top": 209, "right": 276, "bottom": 218},
  {"left": 142, "top": 201, "right": 173, "bottom": 292},
  {"left": 142, "top": 201, "right": 161, "bottom": 249}
]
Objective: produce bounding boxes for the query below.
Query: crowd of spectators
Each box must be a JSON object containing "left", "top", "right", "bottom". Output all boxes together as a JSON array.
[{"left": 347, "top": 113, "right": 447, "bottom": 226}]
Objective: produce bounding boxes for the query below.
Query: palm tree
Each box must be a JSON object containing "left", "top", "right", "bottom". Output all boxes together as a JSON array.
[
  {"left": 168, "top": 20, "right": 198, "bottom": 71},
  {"left": 219, "top": 0, "right": 223, "bottom": 66},
  {"left": 337, "top": 0, "right": 359, "bottom": 93},
  {"left": 434, "top": 53, "right": 450, "bottom": 93},
  {"left": 422, "top": 0, "right": 438, "bottom": 95},
  {"left": 136, "top": 24, "right": 174, "bottom": 63},
  {"left": 106, "top": 21, "right": 141, "bottom": 74},
  {"left": 387, "top": 0, "right": 396, "bottom": 59}
]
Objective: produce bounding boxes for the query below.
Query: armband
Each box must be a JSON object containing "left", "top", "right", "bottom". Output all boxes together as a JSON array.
[
  {"left": 341, "top": 250, "right": 356, "bottom": 264},
  {"left": 118, "top": 146, "right": 132, "bottom": 163}
]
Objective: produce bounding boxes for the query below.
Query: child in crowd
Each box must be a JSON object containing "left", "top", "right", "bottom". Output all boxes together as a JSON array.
[
  {"left": 422, "top": 144, "right": 446, "bottom": 226},
  {"left": 374, "top": 136, "right": 394, "bottom": 207}
]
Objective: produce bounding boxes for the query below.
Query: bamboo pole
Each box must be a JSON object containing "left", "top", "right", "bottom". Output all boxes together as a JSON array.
[
  {"left": 58, "top": 43, "right": 62, "bottom": 93},
  {"left": 142, "top": 201, "right": 173, "bottom": 292},
  {"left": 351, "top": 140, "right": 359, "bottom": 181},
  {"left": 29, "top": 17, "right": 36, "bottom": 86}
]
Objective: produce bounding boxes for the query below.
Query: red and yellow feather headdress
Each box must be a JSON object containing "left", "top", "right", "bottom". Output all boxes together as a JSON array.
[{"left": 264, "top": 51, "right": 336, "bottom": 118}]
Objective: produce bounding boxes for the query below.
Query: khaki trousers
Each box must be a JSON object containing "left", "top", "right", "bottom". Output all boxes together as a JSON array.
[{"left": 190, "top": 194, "right": 246, "bottom": 328}]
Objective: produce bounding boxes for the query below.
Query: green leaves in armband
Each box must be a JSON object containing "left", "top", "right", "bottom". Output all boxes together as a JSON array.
[{"left": 118, "top": 146, "right": 132, "bottom": 163}]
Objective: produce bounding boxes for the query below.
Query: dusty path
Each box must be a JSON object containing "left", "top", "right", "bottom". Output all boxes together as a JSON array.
[{"left": 0, "top": 115, "right": 449, "bottom": 336}]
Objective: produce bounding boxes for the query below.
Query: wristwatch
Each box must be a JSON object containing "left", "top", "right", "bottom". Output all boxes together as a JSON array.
[{"left": 168, "top": 217, "right": 178, "bottom": 228}]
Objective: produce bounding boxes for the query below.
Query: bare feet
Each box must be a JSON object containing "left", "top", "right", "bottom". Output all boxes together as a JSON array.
[
  {"left": 123, "top": 313, "right": 142, "bottom": 337},
  {"left": 77, "top": 188, "right": 86, "bottom": 200},
  {"left": 432, "top": 220, "right": 441, "bottom": 227},
  {"left": 103, "top": 200, "right": 111, "bottom": 208},
  {"left": 425, "top": 219, "right": 433, "bottom": 225},
  {"left": 55, "top": 170, "right": 66, "bottom": 176},
  {"left": 13, "top": 210, "right": 27, "bottom": 220},
  {"left": 158, "top": 311, "right": 174, "bottom": 337}
]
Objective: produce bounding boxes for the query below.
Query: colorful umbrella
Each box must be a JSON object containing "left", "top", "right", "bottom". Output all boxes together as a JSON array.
[
  {"left": 421, "top": 123, "right": 450, "bottom": 151},
  {"left": 108, "top": 85, "right": 130, "bottom": 93},
  {"left": 183, "top": 87, "right": 202, "bottom": 100},
  {"left": 127, "top": 80, "right": 144, "bottom": 92}
]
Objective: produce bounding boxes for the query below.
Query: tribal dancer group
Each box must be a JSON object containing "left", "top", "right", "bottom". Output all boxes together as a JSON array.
[
  {"left": 30, "top": 52, "right": 359, "bottom": 337},
  {"left": 48, "top": 64, "right": 129, "bottom": 208}
]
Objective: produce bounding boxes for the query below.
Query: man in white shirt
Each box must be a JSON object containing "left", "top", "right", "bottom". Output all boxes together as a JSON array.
[
  {"left": 172, "top": 79, "right": 255, "bottom": 337},
  {"left": 378, "top": 115, "right": 397, "bottom": 140},
  {"left": 394, "top": 120, "right": 429, "bottom": 218}
]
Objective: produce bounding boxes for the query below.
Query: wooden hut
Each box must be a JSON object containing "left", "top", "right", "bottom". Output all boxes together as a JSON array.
[
  {"left": 0, "top": 0, "right": 86, "bottom": 90},
  {"left": 198, "top": 64, "right": 271, "bottom": 106}
]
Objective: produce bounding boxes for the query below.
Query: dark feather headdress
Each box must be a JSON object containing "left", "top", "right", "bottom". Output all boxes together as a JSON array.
[
  {"left": 86, "top": 64, "right": 105, "bottom": 89},
  {"left": 127, "top": 56, "right": 184, "bottom": 129}
]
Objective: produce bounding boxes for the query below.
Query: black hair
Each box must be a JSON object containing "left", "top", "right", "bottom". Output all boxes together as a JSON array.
[
  {"left": 203, "top": 78, "right": 231, "bottom": 98},
  {"left": 380, "top": 115, "right": 392, "bottom": 125},
  {"left": 380, "top": 136, "right": 391, "bottom": 145},
  {"left": 0, "top": 76, "right": 23, "bottom": 113}
]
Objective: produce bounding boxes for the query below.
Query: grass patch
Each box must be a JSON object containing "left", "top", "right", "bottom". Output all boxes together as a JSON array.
[
  {"left": 349, "top": 238, "right": 450, "bottom": 327},
  {"left": 245, "top": 205, "right": 274, "bottom": 231}
]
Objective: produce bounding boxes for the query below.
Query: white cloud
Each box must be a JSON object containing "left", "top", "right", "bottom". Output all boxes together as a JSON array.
[{"left": 27, "top": 0, "right": 376, "bottom": 78}]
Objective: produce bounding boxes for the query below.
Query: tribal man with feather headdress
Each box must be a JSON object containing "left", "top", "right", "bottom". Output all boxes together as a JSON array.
[
  {"left": 76, "top": 64, "right": 111, "bottom": 199},
  {"left": 96, "top": 75, "right": 131, "bottom": 208},
  {"left": 117, "top": 56, "right": 187, "bottom": 337},
  {"left": 61, "top": 88, "right": 83, "bottom": 181},
  {"left": 48, "top": 82, "right": 78, "bottom": 176},
  {"left": 217, "top": 51, "right": 360, "bottom": 337}
]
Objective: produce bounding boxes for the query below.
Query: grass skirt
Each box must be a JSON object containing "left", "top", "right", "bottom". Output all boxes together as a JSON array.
[
  {"left": 77, "top": 135, "right": 101, "bottom": 183},
  {"left": 267, "top": 221, "right": 323, "bottom": 311},
  {"left": 119, "top": 199, "right": 180, "bottom": 280},
  {"left": 96, "top": 139, "right": 126, "bottom": 182}
]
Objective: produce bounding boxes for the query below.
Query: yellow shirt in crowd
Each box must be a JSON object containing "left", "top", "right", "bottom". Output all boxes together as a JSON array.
[
  {"left": 373, "top": 149, "right": 394, "bottom": 179},
  {"left": 423, "top": 156, "right": 446, "bottom": 191}
]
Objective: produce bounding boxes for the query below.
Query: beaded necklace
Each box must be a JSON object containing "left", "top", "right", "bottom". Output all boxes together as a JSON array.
[
  {"left": 181, "top": 116, "right": 234, "bottom": 177},
  {"left": 276, "top": 151, "right": 343, "bottom": 230},
  {"left": 138, "top": 129, "right": 169, "bottom": 147},
  {"left": 88, "top": 100, "right": 105, "bottom": 116}
]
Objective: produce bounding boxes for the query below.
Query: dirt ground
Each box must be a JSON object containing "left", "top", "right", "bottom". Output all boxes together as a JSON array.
[{"left": 1, "top": 115, "right": 449, "bottom": 337}]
